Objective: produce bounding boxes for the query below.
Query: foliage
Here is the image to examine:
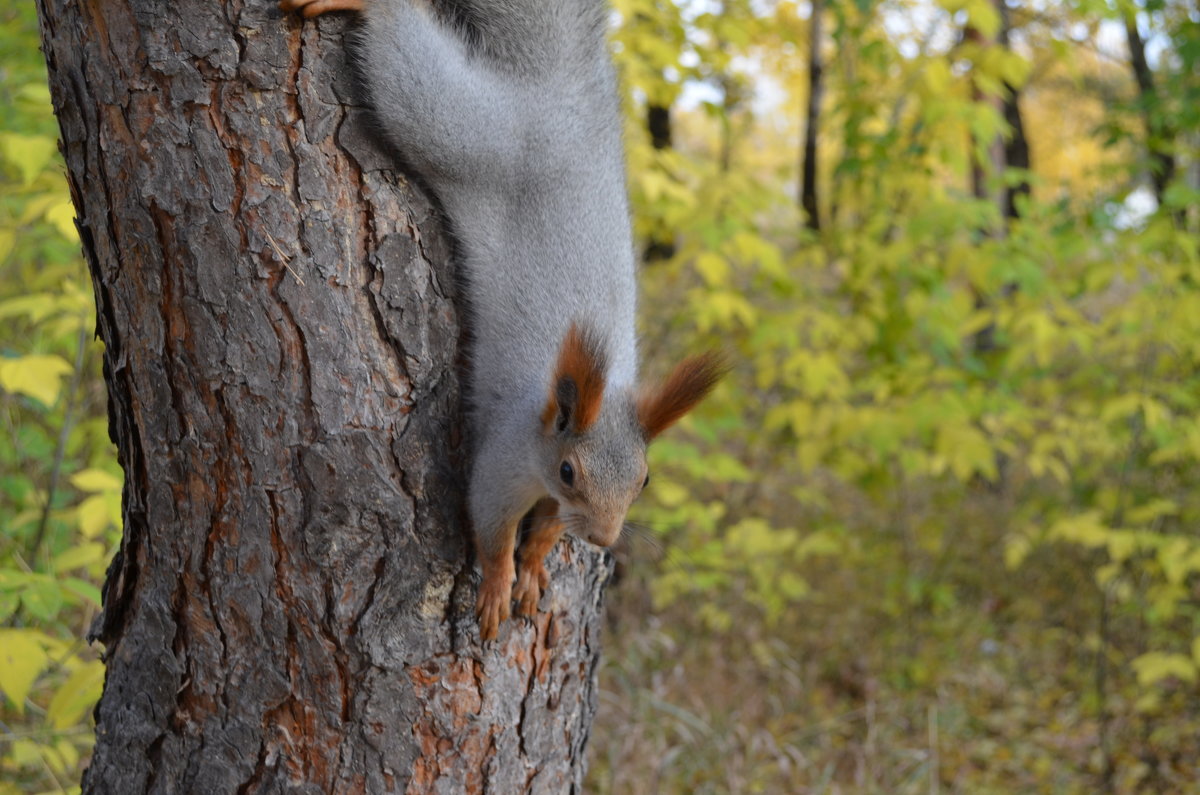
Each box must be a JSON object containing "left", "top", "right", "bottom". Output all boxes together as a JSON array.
[
  {"left": 598, "top": 0, "right": 1200, "bottom": 791},
  {"left": 0, "top": 3, "right": 119, "bottom": 792}
]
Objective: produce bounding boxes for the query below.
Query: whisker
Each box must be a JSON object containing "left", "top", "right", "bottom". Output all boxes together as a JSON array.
[{"left": 620, "top": 521, "right": 664, "bottom": 556}]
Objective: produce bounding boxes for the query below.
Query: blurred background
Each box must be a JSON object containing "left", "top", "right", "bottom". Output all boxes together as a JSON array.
[{"left": 2, "top": 0, "right": 1198, "bottom": 792}]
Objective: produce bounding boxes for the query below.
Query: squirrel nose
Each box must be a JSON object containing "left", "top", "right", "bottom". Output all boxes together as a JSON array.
[{"left": 586, "top": 525, "right": 621, "bottom": 547}]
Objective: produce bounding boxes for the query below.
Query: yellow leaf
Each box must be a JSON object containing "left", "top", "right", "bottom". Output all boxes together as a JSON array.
[
  {"left": 46, "top": 661, "right": 104, "bottom": 730},
  {"left": 1131, "top": 651, "right": 1197, "bottom": 687},
  {"left": 922, "top": 60, "right": 951, "bottom": 96},
  {"left": 45, "top": 197, "right": 78, "bottom": 242},
  {"left": 654, "top": 479, "right": 688, "bottom": 508},
  {"left": 8, "top": 738, "right": 42, "bottom": 767},
  {"left": 0, "top": 293, "right": 60, "bottom": 322},
  {"left": 1106, "top": 530, "right": 1136, "bottom": 563},
  {"left": 53, "top": 739, "right": 81, "bottom": 776},
  {"left": 695, "top": 252, "right": 730, "bottom": 287},
  {"left": 1004, "top": 535, "right": 1030, "bottom": 570},
  {"left": 935, "top": 423, "right": 997, "bottom": 482},
  {"left": 0, "top": 629, "right": 50, "bottom": 713},
  {"left": 51, "top": 542, "right": 106, "bottom": 573},
  {"left": 0, "top": 354, "right": 73, "bottom": 406},
  {"left": 1047, "top": 511, "right": 1110, "bottom": 548},
  {"left": 77, "top": 494, "right": 115, "bottom": 538},
  {"left": 639, "top": 170, "right": 670, "bottom": 203},
  {"left": 0, "top": 133, "right": 58, "bottom": 186},
  {"left": 70, "top": 468, "right": 123, "bottom": 494}
]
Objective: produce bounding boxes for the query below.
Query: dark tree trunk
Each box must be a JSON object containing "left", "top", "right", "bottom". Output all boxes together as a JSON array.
[
  {"left": 800, "top": 0, "right": 823, "bottom": 232},
  {"left": 997, "top": 0, "right": 1030, "bottom": 222},
  {"left": 1001, "top": 93, "right": 1030, "bottom": 220},
  {"left": 1124, "top": 10, "right": 1177, "bottom": 209},
  {"left": 647, "top": 103, "right": 672, "bottom": 151},
  {"left": 964, "top": 21, "right": 1005, "bottom": 213},
  {"left": 964, "top": 18, "right": 1007, "bottom": 355},
  {"left": 35, "top": 0, "right": 612, "bottom": 792},
  {"left": 643, "top": 102, "right": 676, "bottom": 262}
]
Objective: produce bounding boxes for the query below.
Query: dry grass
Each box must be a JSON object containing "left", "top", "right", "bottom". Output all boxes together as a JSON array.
[{"left": 585, "top": 547, "right": 1200, "bottom": 794}]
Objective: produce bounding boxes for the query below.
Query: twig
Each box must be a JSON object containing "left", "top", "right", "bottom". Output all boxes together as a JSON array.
[
  {"left": 29, "top": 322, "right": 89, "bottom": 563},
  {"left": 264, "top": 231, "right": 305, "bottom": 286}
]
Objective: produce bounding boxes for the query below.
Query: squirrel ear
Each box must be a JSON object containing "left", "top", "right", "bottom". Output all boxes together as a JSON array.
[
  {"left": 541, "top": 324, "right": 608, "bottom": 435},
  {"left": 636, "top": 352, "right": 726, "bottom": 440}
]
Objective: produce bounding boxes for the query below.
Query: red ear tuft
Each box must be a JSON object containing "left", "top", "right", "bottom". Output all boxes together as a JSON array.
[
  {"left": 637, "top": 352, "right": 726, "bottom": 440},
  {"left": 541, "top": 324, "right": 609, "bottom": 434}
]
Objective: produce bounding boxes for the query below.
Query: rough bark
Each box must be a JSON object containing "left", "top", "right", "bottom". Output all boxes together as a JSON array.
[
  {"left": 800, "top": 0, "right": 823, "bottom": 232},
  {"left": 35, "top": 0, "right": 612, "bottom": 792}
]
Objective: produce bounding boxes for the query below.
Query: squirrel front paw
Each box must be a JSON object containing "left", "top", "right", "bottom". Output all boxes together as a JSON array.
[
  {"left": 475, "top": 574, "right": 512, "bottom": 642},
  {"left": 512, "top": 559, "right": 550, "bottom": 617}
]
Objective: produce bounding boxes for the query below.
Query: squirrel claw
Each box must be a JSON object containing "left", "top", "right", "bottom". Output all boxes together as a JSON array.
[
  {"left": 513, "top": 561, "right": 548, "bottom": 617},
  {"left": 475, "top": 577, "right": 511, "bottom": 642}
]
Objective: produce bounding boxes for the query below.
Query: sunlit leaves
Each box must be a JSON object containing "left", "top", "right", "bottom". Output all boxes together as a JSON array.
[
  {"left": 0, "top": 630, "right": 50, "bottom": 714},
  {"left": 1131, "top": 652, "right": 1197, "bottom": 687},
  {"left": 1, "top": 4, "right": 113, "bottom": 788},
  {"left": 0, "top": 354, "right": 72, "bottom": 407},
  {"left": 0, "top": 133, "right": 57, "bottom": 187}
]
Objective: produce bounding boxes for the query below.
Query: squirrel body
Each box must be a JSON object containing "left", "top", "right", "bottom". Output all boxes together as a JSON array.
[{"left": 283, "top": 0, "right": 722, "bottom": 639}]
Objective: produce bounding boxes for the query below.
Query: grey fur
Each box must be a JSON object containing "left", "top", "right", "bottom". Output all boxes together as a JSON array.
[{"left": 355, "top": 0, "right": 643, "bottom": 549}]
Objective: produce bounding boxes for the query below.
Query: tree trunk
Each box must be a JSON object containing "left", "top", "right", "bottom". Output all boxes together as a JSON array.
[
  {"left": 35, "top": 1, "right": 613, "bottom": 792},
  {"left": 997, "top": 0, "right": 1030, "bottom": 222},
  {"left": 800, "top": 0, "right": 823, "bottom": 232},
  {"left": 964, "top": 18, "right": 1007, "bottom": 356},
  {"left": 643, "top": 102, "right": 676, "bottom": 262},
  {"left": 1123, "top": 10, "right": 1177, "bottom": 210}
]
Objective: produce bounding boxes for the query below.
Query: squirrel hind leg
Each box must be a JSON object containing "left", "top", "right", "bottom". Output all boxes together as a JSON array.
[{"left": 280, "top": 0, "right": 363, "bottom": 18}]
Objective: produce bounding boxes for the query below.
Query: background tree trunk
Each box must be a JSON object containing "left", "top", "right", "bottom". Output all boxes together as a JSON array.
[
  {"left": 1123, "top": 9, "right": 1176, "bottom": 209},
  {"left": 997, "top": 0, "right": 1030, "bottom": 223},
  {"left": 643, "top": 102, "right": 676, "bottom": 262},
  {"left": 35, "top": 0, "right": 612, "bottom": 791},
  {"left": 799, "top": 0, "right": 823, "bottom": 232}
]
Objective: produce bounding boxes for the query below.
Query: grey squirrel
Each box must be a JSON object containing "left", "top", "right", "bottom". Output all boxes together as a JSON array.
[{"left": 281, "top": 0, "right": 724, "bottom": 640}]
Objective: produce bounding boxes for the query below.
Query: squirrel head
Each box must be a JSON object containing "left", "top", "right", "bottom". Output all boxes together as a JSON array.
[{"left": 539, "top": 324, "right": 725, "bottom": 547}]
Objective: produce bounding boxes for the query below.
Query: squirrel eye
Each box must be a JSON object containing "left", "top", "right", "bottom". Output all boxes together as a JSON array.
[
  {"left": 560, "top": 460, "right": 575, "bottom": 487},
  {"left": 642, "top": 473, "right": 650, "bottom": 489}
]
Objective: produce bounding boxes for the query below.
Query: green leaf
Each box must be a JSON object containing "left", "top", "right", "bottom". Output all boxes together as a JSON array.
[
  {"left": 0, "top": 228, "right": 14, "bottom": 264},
  {"left": 0, "top": 589, "right": 19, "bottom": 622},
  {"left": 61, "top": 577, "right": 102, "bottom": 607},
  {"left": 20, "top": 576, "right": 65, "bottom": 621}
]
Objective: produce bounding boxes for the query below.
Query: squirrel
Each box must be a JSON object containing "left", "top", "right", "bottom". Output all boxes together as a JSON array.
[{"left": 281, "top": 0, "right": 724, "bottom": 640}]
